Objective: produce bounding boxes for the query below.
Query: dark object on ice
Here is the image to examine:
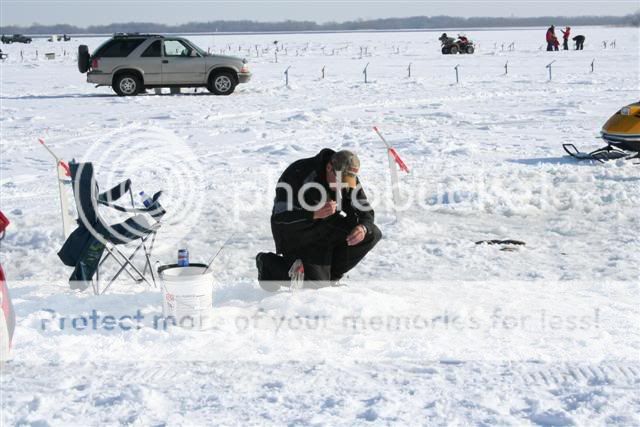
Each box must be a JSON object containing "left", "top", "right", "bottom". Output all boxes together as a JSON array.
[
  {"left": 257, "top": 148, "right": 382, "bottom": 290},
  {"left": 256, "top": 252, "right": 289, "bottom": 292},
  {"left": 58, "top": 162, "right": 164, "bottom": 294},
  {"left": 573, "top": 35, "right": 585, "bottom": 50},
  {"left": 439, "top": 33, "right": 475, "bottom": 54},
  {"left": 1, "top": 34, "right": 32, "bottom": 44},
  {"left": 563, "top": 101, "right": 640, "bottom": 163},
  {"left": 475, "top": 239, "right": 525, "bottom": 252},
  {"left": 0, "top": 49, "right": 6, "bottom": 61},
  {"left": 475, "top": 239, "right": 526, "bottom": 246},
  {"left": 48, "top": 34, "right": 71, "bottom": 42}
]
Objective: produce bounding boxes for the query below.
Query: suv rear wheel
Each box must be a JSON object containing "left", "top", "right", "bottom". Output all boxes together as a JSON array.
[
  {"left": 207, "top": 71, "right": 236, "bottom": 95},
  {"left": 113, "top": 73, "right": 141, "bottom": 96}
]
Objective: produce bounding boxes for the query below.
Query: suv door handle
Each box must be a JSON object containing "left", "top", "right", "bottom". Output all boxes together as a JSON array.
[{"left": 162, "top": 60, "right": 169, "bottom": 64}]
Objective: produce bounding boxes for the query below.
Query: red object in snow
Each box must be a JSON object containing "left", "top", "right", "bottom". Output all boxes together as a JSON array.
[
  {"left": 388, "top": 147, "right": 410, "bottom": 174},
  {"left": 0, "top": 211, "right": 8, "bottom": 235},
  {"left": 0, "top": 210, "right": 15, "bottom": 360}
]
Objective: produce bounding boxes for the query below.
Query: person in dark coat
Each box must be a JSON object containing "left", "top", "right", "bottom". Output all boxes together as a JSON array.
[
  {"left": 573, "top": 35, "right": 585, "bottom": 50},
  {"left": 561, "top": 26, "right": 571, "bottom": 50},
  {"left": 257, "top": 149, "right": 382, "bottom": 290}
]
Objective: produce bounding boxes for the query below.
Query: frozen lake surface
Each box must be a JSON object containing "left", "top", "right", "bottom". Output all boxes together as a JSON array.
[{"left": 1, "top": 27, "right": 639, "bottom": 425}]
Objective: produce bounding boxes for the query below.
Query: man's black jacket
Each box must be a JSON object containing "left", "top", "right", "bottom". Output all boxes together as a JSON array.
[{"left": 270, "top": 148, "right": 375, "bottom": 254}]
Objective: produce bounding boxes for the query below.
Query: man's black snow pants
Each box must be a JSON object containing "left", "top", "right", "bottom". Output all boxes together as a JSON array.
[{"left": 271, "top": 215, "right": 382, "bottom": 287}]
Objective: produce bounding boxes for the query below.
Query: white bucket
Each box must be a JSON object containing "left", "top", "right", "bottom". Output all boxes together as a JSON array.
[{"left": 158, "top": 263, "right": 213, "bottom": 330}]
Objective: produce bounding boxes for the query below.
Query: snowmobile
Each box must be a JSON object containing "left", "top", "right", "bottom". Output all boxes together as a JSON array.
[
  {"left": 563, "top": 102, "right": 640, "bottom": 162},
  {"left": 439, "top": 33, "right": 475, "bottom": 55}
]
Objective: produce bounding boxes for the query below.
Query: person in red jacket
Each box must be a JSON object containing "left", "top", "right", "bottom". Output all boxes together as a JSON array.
[
  {"left": 546, "top": 25, "right": 556, "bottom": 51},
  {"left": 561, "top": 26, "right": 571, "bottom": 50}
]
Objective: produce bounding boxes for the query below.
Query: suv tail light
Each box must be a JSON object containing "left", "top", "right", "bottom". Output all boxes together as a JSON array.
[{"left": 91, "top": 58, "right": 99, "bottom": 70}]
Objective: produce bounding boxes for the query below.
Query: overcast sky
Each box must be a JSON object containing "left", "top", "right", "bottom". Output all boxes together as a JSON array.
[{"left": 1, "top": 1, "right": 638, "bottom": 27}]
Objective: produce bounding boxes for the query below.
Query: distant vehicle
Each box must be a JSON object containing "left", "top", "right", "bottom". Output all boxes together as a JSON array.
[
  {"left": 77, "top": 33, "right": 252, "bottom": 96},
  {"left": 48, "top": 34, "right": 72, "bottom": 42},
  {"left": 439, "top": 33, "right": 475, "bottom": 55},
  {"left": 1, "top": 34, "right": 32, "bottom": 44}
]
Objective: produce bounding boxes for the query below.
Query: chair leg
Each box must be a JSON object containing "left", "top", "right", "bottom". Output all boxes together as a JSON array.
[
  {"left": 141, "top": 234, "right": 157, "bottom": 288},
  {"left": 142, "top": 232, "right": 157, "bottom": 277},
  {"left": 101, "top": 242, "right": 154, "bottom": 294},
  {"left": 106, "top": 245, "right": 144, "bottom": 283},
  {"left": 141, "top": 231, "right": 158, "bottom": 287},
  {"left": 100, "top": 248, "right": 142, "bottom": 294},
  {"left": 93, "top": 265, "right": 100, "bottom": 295},
  {"left": 98, "top": 250, "right": 112, "bottom": 268}
]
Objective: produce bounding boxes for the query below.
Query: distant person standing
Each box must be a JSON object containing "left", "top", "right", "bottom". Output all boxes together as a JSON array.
[
  {"left": 573, "top": 35, "right": 585, "bottom": 50},
  {"left": 561, "top": 26, "right": 571, "bottom": 50},
  {"left": 546, "top": 25, "right": 556, "bottom": 51}
]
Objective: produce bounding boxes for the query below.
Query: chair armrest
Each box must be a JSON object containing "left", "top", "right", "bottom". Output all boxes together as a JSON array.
[{"left": 98, "top": 179, "right": 131, "bottom": 203}]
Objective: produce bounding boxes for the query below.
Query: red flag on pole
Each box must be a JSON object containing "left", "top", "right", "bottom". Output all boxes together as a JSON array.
[
  {"left": 373, "top": 126, "right": 410, "bottom": 174},
  {"left": 388, "top": 147, "right": 410, "bottom": 173}
]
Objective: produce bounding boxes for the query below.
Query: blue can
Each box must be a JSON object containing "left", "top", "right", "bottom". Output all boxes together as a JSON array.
[{"left": 178, "top": 249, "right": 189, "bottom": 267}]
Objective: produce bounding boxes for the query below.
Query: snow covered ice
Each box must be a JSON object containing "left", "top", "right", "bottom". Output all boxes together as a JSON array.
[{"left": 1, "top": 27, "right": 639, "bottom": 425}]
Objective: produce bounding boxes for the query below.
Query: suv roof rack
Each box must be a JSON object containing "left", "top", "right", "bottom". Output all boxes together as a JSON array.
[{"left": 113, "top": 33, "right": 163, "bottom": 38}]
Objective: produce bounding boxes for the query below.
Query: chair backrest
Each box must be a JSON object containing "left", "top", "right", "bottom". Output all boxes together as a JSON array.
[
  {"left": 68, "top": 162, "right": 154, "bottom": 244},
  {"left": 69, "top": 162, "right": 101, "bottom": 229}
]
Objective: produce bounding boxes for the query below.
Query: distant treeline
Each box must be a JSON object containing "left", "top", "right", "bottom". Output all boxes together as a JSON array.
[{"left": 2, "top": 13, "right": 639, "bottom": 35}]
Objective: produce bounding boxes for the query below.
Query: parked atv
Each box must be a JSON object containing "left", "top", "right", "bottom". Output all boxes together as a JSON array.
[{"left": 439, "top": 33, "right": 475, "bottom": 55}]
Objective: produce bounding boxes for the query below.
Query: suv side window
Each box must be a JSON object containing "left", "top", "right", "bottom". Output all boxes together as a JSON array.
[
  {"left": 98, "top": 39, "right": 145, "bottom": 57},
  {"left": 164, "top": 40, "right": 196, "bottom": 57},
  {"left": 141, "top": 40, "right": 162, "bottom": 57}
]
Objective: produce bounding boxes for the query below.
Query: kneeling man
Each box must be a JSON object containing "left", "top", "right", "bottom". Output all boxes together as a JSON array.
[{"left": 257, "top": 149, "right": 382, "bottom": 290}]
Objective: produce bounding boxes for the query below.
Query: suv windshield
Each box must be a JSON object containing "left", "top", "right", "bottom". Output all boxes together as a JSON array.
[{"left": 182, "top": 39, "right": 208, "bottom": 56}]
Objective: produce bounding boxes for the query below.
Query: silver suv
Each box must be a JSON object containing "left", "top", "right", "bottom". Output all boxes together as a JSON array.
[{"left": 78, "top": 33, "right": 251, "bottom": 96}]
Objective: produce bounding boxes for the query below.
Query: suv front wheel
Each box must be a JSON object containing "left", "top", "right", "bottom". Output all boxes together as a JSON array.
[
  {"left": 113, "top": 73, "right": 141, "bottom": 96},
  {"left": 207, "top": 71, "right": 236, "bottom": 95}
]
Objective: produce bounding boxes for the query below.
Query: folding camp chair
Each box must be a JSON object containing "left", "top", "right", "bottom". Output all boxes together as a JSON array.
[{"left": 58, "top": 161, "right": 165, "bottom": 295}]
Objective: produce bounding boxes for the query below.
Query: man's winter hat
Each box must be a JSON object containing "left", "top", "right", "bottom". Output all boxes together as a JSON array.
[{"left": 331, "top": 150, "right": 360, "bottom": 189}]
